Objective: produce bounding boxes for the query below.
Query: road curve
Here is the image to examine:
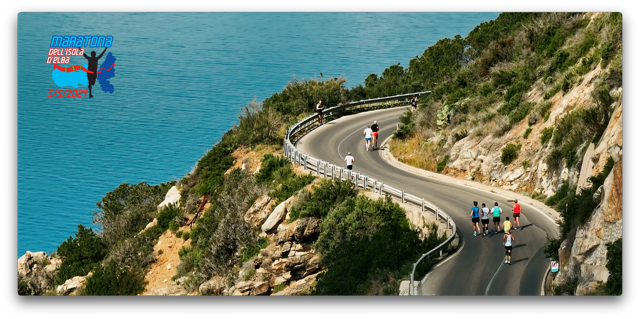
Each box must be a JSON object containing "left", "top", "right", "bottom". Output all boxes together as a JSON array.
[{"left": 296, "top": 106, "right": 559, "bottom": 296}]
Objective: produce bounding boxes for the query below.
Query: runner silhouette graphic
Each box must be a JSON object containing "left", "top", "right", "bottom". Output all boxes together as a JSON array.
[{"left": 83, "top": 48, "right": 108, "bottom": 98}]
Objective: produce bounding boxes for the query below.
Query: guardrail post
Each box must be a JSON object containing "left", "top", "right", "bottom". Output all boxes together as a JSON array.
[
  {"left": 447, "top": 216, "right": 451, "bottom": 230},
  {"left": 435, "top": 208, "right": 439, "bottom": 222},
  {"left": 303, "top": 155, "right": 308, "bottom": 170},
  {"left": 317, "top": 160, "right": 321, "bottom": 175},
  {"left": 339, "top": 168, "right": 343, "bottom": 180},
  {"left": 421, "top": 199, "right": 424, "bottom": 212},
  {"left": 379, "top": 183, "right": 383, "bottom": 195},
  {"left": 364, "top": 176, "right": 368, "bottom": 190},
  {"left": 401, "top": 191, "right": 405, "bottom": 203},
  {"left": 324, "top": 162, "right": 328, "bottom": 178}
]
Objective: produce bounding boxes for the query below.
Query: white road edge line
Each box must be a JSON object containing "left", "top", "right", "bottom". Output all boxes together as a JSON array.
[{"left": 485, "top": 257, "right": 507, "bottom": 296}]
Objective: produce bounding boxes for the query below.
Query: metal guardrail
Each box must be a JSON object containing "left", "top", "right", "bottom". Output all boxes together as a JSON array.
[{"left": 282, "top": 92, "right": 458, "bottom": 296}]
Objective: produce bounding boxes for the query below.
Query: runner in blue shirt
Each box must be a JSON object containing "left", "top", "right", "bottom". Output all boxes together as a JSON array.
[{"left": 469, "top": 201, "right": 481, "bottom": 237}]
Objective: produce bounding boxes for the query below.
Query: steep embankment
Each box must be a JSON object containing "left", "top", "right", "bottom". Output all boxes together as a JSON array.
[{"left": 388, "top": 12, "right": 622, "bottom": 295}]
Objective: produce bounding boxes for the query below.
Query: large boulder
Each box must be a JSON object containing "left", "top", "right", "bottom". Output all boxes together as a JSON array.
[
  {"left": 261, "top": 197, "right": 295, "bottom": 233},
  {"left": 199, "top": 276, "right": 226, "bottom": 296},
  {"left": 157, "top": 185, "right": 181, "bottom": 211},
  {"left": 17, "top": 251, "right": 62, "bottom": 295},
  {"left": 244, "top": 195, "right": 273, "bottom": 229},
  {"left": 251, "top": 281, "right": 270, "bottom": 295},
  {"left": 272, "top": 272, "right": 321, "bottom": 296},
  {"left": 56, "top": 273, "right": 91, "bottom": 296},
  {"left": 276, "top": 217, "right": 321, "bottom": 244}
]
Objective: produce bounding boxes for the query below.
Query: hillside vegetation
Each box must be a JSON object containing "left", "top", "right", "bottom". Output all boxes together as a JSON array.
[{"left": 20, "top": 12, "right": 621, "bottom": 296}]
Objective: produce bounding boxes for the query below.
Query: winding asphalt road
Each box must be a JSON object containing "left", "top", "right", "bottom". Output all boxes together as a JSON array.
[{"left": 296, "top": 107, "right": 560, "bottom": 296}]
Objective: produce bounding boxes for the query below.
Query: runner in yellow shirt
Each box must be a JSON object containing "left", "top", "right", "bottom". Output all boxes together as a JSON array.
[{"left": 502, "top": 216, "right": 512, "bottom": 234}]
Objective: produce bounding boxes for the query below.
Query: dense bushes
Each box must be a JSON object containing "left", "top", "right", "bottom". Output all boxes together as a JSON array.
[
  {"left": 393, "top": 110, "right": 415, "bottom": 139},
  {"left": 289, "top": 179, "right": 358, "bottom": 221},
  {"left": 176, "top": 169, "right": 264, "bottom": 288},
  {"left": 190, "top": 143, "right": 236, "bottom": 196},
  {"left": 604, "top": 238, "right": 622, "bottom": 295},
  {"left": 263, "top": 77, "right": 349, "bottom": 122},
  {"left": 312, "top": 195, "right": 445, "bottom": 295},
  {"left": 83, "top": 260, "right": 146, "bottom": 295},
  {"left": 157, "top": 203, "right": 182, "bottom": 231},
  {"left": 55, "top": 225, "right": 107, "bottom": 285},
  {"left": 92, "top": 181, "right": 174, "bottom": 248}
]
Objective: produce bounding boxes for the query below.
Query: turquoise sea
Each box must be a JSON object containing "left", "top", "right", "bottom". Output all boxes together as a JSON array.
[{"left": 18, "top": 12, "right": 499, "bottom": 257}]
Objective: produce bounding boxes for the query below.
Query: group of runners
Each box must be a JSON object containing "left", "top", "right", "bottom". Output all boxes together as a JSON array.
[
  {"left": 363, "top": 120, "right": 379, "bottom": 151},
  {"left": 469, "top": 200, "right": 523, "bottom": 264},
  {"left": 342, "top": 119, "right": 380, "bottom": 170},
  {"left": 319, "top": 97, "right": 527, "bottom": 266}
]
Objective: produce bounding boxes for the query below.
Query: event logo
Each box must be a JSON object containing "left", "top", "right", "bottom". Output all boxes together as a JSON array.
[{"left": 47, "top": 35, "right": 117, "bottom": 98}]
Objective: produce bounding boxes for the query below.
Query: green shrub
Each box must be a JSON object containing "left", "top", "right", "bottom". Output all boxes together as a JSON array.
[
  {"left": 604, "top": 238, "right": 622, "bottom": 295},
  {"left": 577, "top": 31, "right": 598, "bottom": 57},
  {"left": 157, "top": 203, "right": 182, "bottom": 231},
  {"left": 503, "top": 81, "right": 530, "bottom": 104},
  {"left": 509, "top": 102, "right": 534, "bottom": 125},
  {"left": 543, "top": 83, "right": 562, "bottom": 100},
  {"left": 545, "top": 183, "right": 571, "bottom": 207},
  {"left": 83, "top": 260, "right": 146, "bottom": 295},
  {"left": 176, "top": 231, "right": 183, "bottom": 238},
  {"left": 523, "top": 128, "right": 532, "bottom": 139},
  {"left": 270, "top": 173, "right": 315, "bottom": 205},
  {"left": 394, "top": 110, "right": 415, "bottom": 139},
  {"left": 190, "top": 144, "right": 235, "bottom": 196},
  {"left": 492, "top": 69, "right": 516, "bottom": 88},
  {"left": 169, "top": 220, "right": 179, "bottom": 233},
  {"left": 478, "top": 82, "right": 494, "bottom": 96},
  {"left": 547, "top": 149, "right": 563, "bottom": 169},
  {"left": 240, "top": 237, "right": 269, "bottom": 263},
  {"left": 585, "top": 82, "right": 616, "bottom": 144},
  {"left": 292, "top": 179, "right": 358, "bottom": 220},
  {"left": 437, "top": 155, "right": 449, "bottom": 172},
  {"left": 544, "top": 236, "right": 561, "bottom": 261},
  {"left": 55, "top": 225, "right": 107, "bottom": 285},
  {"left": 521, "top": 160, "right": 530, "bottom": 169},
  {"left": 576, "top": 56, "right": 595, "bottom": 76},
  {"left": 561, "top": 72, "right": 576, "bottom": 93},
  {"left": 540, "top": 127, "right": 553, "bottom": 145},
  {"left": 597, "top": 41, "right": 617, "bottom": 68},
  {"left": 256, "top": 154, "right": 291, "bottom": 184},
  {"left": 501, "top": 143, "right": 521, "bottom": 165},
  {"left": 181, "top": 231, "right": 190, "bottom": 241}
]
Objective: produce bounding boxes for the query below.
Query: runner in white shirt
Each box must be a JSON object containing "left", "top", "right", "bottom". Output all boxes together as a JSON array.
[
  {"left": 344, "top": 152, "right": 355, "bottom": 170},
  {"left": 480, "top": 203, "right": 491, "bottom": 237},
  {"left": 363, "top": 125, "right": 373, "bottom": 151}
]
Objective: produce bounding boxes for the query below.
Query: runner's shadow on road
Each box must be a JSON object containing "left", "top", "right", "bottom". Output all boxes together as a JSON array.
[
  {"left": 518, "top": 224, "right": 534, "bottom": 230},
  {"left": 510, "top": 257, "right": 529, "bottom": 265},
  {"left": 513, "top": 244, "right": 527, "bottom": 249}
]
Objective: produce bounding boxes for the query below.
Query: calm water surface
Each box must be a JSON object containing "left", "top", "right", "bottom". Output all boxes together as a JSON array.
[{"left": 18, "top": 12, "right": 499, "bottom": 257}]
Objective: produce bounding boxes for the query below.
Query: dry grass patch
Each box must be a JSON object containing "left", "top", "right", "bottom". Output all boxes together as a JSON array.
[{"left": 389, "top": 135, "right": 439, "bottom": 172}]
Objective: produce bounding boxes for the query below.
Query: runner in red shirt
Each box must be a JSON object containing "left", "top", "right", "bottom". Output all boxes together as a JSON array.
[{"left": 512, "top": 199, "right": 522, "bottom": 230}]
